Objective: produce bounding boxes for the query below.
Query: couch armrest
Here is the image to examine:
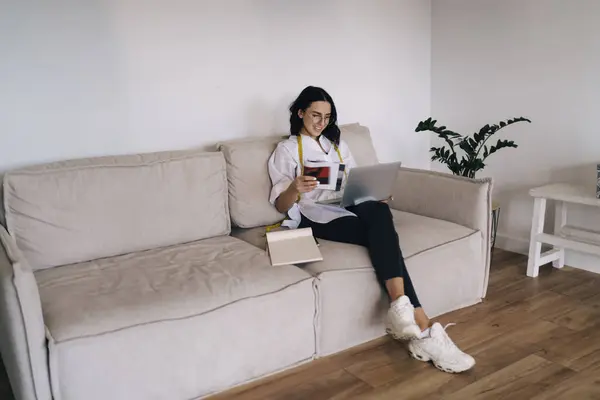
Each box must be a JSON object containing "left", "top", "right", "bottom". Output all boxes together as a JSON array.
[
  {"left": 0, "top": 226, "right": 51, "bottom": 400},
  {"left": 390, "top": 167, "right": 493, "bottom": 296}
]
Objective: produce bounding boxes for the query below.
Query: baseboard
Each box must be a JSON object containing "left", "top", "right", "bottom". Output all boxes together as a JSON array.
[
  {"left": 494, "top": 234, "right": 529, "bottom": 255},
  {"left": 565, "top": 251, "right": 600, "bottom": 274},
  {"left": 495, "top": 234, "right": 600, "bottom": 275}
]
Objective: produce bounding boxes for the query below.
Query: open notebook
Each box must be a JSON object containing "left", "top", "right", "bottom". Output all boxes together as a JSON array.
[{"left": 266, "top": 227, "right": 323, "bottom": 266}]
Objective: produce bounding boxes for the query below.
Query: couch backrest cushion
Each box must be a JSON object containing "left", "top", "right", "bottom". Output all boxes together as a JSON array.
[
  {"left": 339, "top": 123, "right": 379, "bottom": 167},
  {"left": 3, "top": 149, "right": 230, "bottom": 270},
  {"left": 218, "top": 135, "right": 287, "bottom": 228},
  {"left": 218, "top": 123, "right": 379, "bottom": 228}
]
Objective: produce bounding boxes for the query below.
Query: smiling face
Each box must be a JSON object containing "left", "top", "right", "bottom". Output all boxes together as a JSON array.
[{"left": 298, "top": 101, "right": 332, "bottom": 138}]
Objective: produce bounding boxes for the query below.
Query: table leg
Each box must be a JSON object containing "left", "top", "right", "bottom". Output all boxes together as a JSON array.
[
  {"left": 527, "top": 197, "right": 546, "bottom": 277},
  {"left": 552, "top": 200, "right": 566, "bottom": 269}
]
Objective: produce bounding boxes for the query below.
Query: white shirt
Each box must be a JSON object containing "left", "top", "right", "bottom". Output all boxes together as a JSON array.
[{"left": 268, "top": 134, "right": 358, "bottom": 229}]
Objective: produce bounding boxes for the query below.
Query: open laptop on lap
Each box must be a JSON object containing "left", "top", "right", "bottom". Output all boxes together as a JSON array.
[{"left": 317, "top": 161, "right": 402, "bottom": 208}]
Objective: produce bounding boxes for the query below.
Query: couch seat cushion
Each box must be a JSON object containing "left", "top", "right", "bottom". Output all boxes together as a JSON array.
[
  {"left": 35, "top": 236, "right": 311, "bottom": 342},
  {"left": 232, "top": 208, "right": 477, "bottom": 272}
]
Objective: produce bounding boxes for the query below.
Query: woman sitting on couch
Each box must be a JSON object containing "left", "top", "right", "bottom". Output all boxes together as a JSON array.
[{"left": 267, "top": 86, "right": 475, "bottom": 374}]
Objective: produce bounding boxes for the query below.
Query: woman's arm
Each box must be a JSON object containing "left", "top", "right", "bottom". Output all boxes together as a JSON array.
[
  {"left": 275, "top": 176, "right": 318, "bottom": 213},
  {"left": 268, "top": 141, "right": 317, "bottom": 214}
]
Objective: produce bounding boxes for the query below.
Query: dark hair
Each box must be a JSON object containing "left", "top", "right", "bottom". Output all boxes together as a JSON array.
[{"left": 289, "top": 86, "right": 341, "bottom": 145}]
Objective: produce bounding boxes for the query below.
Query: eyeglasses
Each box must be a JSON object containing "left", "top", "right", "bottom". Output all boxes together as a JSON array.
[{"left": 310, "top": 114, "right": 331, "bottom": 125}]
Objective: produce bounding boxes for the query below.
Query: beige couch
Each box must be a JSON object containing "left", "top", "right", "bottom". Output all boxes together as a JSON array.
[{"left": 0, "top": 123, "right": 492, "bottom": 400}]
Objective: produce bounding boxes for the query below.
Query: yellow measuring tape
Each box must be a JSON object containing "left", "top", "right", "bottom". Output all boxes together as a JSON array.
[{"left": 266, "top": 135, "right": 345, "bottom": 232}]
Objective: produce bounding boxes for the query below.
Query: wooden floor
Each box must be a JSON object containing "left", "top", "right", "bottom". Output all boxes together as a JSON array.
[
  {"left": 1, "top": 250, "right": 599, "bottom": 399},
  {"left": 210, "top": 250, "right": 600, "bottom": 400}
]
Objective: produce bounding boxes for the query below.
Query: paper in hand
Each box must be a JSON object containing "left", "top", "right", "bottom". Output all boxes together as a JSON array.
[{"left": 304, "top": 161, "right": 345, "bottom": 191}]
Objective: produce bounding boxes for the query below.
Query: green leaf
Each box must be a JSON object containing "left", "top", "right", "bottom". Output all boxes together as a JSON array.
[
  {"left": 458, "top": 140, "right": 471, "bottom": 154},
  {"left": 421, "top": 116, "right": 530, "bottom": 176},
  {"left": 478, "top": 124, "right": 490, "bottom": 136}
]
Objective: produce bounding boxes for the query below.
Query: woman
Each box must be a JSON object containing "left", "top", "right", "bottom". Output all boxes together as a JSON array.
[{"left": 267, "top": 86, "right": 475, "bottom": 374}]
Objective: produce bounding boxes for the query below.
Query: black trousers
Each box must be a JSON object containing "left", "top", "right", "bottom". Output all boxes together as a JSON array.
[{"left": 299, "top": 200, "right": 421, "bottom": 308}]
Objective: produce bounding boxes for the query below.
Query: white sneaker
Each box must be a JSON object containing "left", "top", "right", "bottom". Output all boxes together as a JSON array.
[
  {"left": 408, "top": 322, "right": 475, "bottom": 373},
  {"left": 385, "top": 295, "right": 421, "bottom": 340}
]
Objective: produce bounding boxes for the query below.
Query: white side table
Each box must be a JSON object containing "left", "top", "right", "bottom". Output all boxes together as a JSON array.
[{"left": 527, "top": 183, "right": 600, "bottom": 277}]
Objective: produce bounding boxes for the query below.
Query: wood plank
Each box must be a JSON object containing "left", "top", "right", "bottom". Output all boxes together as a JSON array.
[
  {"left": 584, "top": 292, "right": 600, "bottom": 310},
  {"left": 207, "top": 338, "right": 387, "bottom": 399},
  {"left": 342, "top": 340, "right": 416, "bottom": 387},
  {"left": 209, "top": 361, "right": 371, "bottom": 400},
  {"left": 552, "top": 274, "right": 600, "bottom": 302},
  {"left": 443, "top": 354, "right": 575, "bottom": 400},
  {"left": 542, "top": 304, "right": 600, "bottom": 331},
  {"left": 530, "top": 362, "right": 600, "bottom": 400},
  {"left": 535, "top": 321, "right": 600, "bottom": 372}
]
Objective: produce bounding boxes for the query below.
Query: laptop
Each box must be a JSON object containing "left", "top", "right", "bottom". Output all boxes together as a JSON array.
[{"left": 317, "top": 161, "right": 402, "bottom": 208}]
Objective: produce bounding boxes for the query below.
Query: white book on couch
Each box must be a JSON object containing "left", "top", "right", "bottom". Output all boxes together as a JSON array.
[{"left": 266, "top": 227, "right": 323, "bottom": 266}]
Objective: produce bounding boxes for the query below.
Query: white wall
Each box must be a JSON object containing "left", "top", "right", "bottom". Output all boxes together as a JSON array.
[
  {"left": 0, "top": 0, "right": 431, "bottom": 172},
  {"left": 432, "top": 0, "right": 600, "bottom": 272}
]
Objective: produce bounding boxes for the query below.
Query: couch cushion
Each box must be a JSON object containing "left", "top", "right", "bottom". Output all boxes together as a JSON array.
[
  {"left": 47, "top": 276, "right": 316, "bottom": 400},
  {"left": 4, "top": 149, "right": 230, "bottom": 270},
  {"left": 218, "top": 136, "right": 288, "bottom": 228},
  {"left": 218, "top": 123, "right": 378, "bottom": 229},
  {"left": 232, "top": 209, "right": 484, "bottom": 356},
  {"left": 305, "top": 209, "right": 476, "bottom": 275},
  {"left": 339, "top": 123, "right": 379, "bottom": 167},
  {"left": 315, "top": 231, "right": 483, "bottom": 356},
  {"left": 232, "top": 209, "right": 476, "bottom": 265},
  {"left": 35, "top": 235, "right": 311, "bottom": 343}
]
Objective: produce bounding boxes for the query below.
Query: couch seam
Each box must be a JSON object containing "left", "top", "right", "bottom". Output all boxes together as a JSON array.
[
  {"left": 45, "top": 326, "right": 61, "bottom": 400},
  {"left": 311, "top": 277, "right": 321, "bottom": 359},
  {"left": 10, "top": 262, "right": 40, "bottom": 400},
  {"left": 5, "top": 152, "right": 222, "bottom": 176},
  {"left": 216, "top": 135, "right": 287, "bottom": 150},
  {"left": 481, "top": 180, "right": 493, "bottom": 298},
  {"left": 399, "top": 167, "right": 493, "bottom": 185},
  {"left": 50, "top": 276, "right": 315, "bottom": 344},
  {"left": 219, "top": 157, "right": 232, "bottom": 235}
]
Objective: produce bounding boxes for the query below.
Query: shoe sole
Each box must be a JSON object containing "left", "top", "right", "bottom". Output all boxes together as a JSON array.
[
  {"left": 385, "top": 326, "right": 421, "bottom": 341},
  {"left": 408, "top": 350, "right": 474, "bottom": 374}
]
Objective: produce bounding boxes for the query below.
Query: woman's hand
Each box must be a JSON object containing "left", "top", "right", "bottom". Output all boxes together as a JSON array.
[
  {"left": 290, "top": 176, "right": 318, "bottom": 194},
  {"left": 274, "top": 176, "right": 318, "bottom": 213}
]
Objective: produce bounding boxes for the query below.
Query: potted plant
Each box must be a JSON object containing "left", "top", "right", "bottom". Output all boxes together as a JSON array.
[{"left": 415, "top": 117, "right": 531, "bottom": 178}]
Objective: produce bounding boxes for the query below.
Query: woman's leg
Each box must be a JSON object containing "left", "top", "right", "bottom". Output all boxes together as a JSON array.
[
  {"left": 346, "top": 201, "right": 429, "bottom": 325},
  {"left": 343, "top": 203, "right": 473, "bottom": 373},
  {"left": 301, "top": 202, "right": 426, "bottom": 337},
  {"left": 300, "top": 204, "right": 474, "bottom": 373}
]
